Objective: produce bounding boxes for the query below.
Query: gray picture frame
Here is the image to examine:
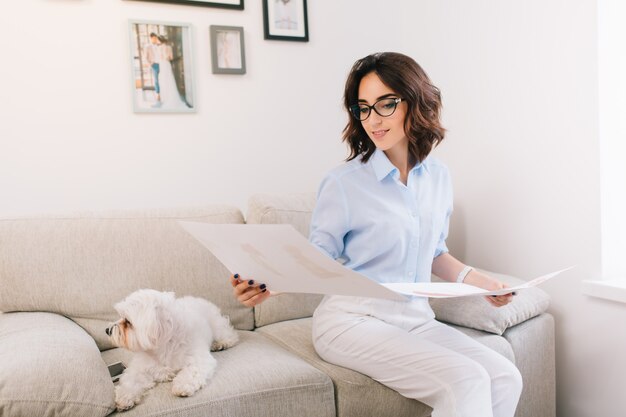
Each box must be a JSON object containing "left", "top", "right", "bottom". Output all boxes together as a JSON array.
[
  {"left": 128, "top": 19, "right": 196, "bottom": 113},
  {"left": 210, "top": 25, "right": 246, "bottom": 75}
]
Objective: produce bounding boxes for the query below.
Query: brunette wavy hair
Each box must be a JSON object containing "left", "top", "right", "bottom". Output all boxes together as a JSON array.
[{"left": 342, "top": 52, "right": 445, "bottom": 165}]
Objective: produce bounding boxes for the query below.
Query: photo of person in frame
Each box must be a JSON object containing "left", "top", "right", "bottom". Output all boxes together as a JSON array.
[
  {"left": 274, "top": 0, "right": 298, "bottom": 30},
  {"left": 216, "top": 30, "right": 242, "bottom": 70},
  {"left": 130, "top": 21, "right": 194, "bottom": 113}
]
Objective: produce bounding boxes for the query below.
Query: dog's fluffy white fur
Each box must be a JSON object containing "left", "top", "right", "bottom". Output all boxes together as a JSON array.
[{"left": 106, "top": 289, "right": 239, "bottom": 411}]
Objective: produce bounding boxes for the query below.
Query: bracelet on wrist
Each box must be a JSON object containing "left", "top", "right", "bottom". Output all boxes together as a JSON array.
[{"left": 456, "top": 265, "right": 474, "bottom": 283}]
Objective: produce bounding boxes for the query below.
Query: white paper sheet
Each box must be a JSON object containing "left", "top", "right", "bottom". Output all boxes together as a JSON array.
[
  {"left": 180, "top": 221, "right": 572, "bottom": 300},
  {"left": 179, "top": 221, "right": 407, "bottom": 301},
  {"left": 382, "top": 267, "right": 574, "bottom": 298}
]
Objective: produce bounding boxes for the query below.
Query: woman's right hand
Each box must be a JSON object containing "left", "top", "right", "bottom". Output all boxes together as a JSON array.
[{"left": 230, "top": 274, "right": 271, "bottom": 307}]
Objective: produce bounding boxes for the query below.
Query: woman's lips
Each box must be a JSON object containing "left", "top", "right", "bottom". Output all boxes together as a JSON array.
[{"left": 371, "top": 129, "right": 389, "bottom": 139}]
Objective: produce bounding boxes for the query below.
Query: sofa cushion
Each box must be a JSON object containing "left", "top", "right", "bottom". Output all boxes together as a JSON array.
[
  {"left": 0, "top": 206, "right": 254, "bottom": 351},
  {"left": 257, "top": 318, "right": 518, "bottom": 417},
  {"left": 247, "top": 193, "right": 324, "bottom": 327},
  {"left": 100, "top": 330, "right": 335, "bottom": 417},
  {"left": 256, "top": 318, "right": 434, "bottom": 417},
  {"left": 0, "top": 312, "right": 115, "bottom": 417},
  {"left": 254, "top": 292, "right": 324, "bottom": 328},
  {"left": 247, "top": 193, "right": 317, "bottom": 237},
  {"left": 429, "top": 270, "right": 551, "bottom": 335}
]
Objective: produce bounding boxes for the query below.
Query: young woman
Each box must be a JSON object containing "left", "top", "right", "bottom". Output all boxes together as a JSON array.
[
  {"left": 155, "top": 36, "right": 187, "bottom": 110},
  {"left": 230, "top": 52, "right": 523, "bottom": 417}
]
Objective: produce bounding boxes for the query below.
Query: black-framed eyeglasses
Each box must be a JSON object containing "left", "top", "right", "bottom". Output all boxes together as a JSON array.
[{"left": 349, "top": 97, "right": 403, "bottom": 121}]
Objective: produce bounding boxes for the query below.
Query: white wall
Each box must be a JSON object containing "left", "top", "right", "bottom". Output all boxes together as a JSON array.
[
  {"left": 1, "top": 1, "right": 622, "bottom": 416},
  {"left": 599, "top": 0, "right": 626, "bottom": 279},
  {"left": 0, "top": 0, "right": 406, "bottom": 215},
  {"left": 399, "top": 1, "right": 623, "bottom": 417}
]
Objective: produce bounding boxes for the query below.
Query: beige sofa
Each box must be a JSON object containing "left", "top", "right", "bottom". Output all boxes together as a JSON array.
[{"left": 0, "top": 194, "right": 555, "bottom": 417}]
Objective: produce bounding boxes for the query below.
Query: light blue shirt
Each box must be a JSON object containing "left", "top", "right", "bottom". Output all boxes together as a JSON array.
[{"left": 309, "top": 149, "right": 453, "bottom": 285}]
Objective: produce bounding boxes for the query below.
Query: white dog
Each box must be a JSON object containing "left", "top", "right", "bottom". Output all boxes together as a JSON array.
[{"left": 106, "top": 289, "right": 239, "bottom": 411}]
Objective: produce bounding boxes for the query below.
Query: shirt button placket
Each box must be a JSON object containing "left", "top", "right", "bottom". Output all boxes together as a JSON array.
[
  {"left": 410, "top": 208, "right": 420, "bottom": 281},
  {"left": 404, "top": 207, "right": 419, "bottom": 281}
]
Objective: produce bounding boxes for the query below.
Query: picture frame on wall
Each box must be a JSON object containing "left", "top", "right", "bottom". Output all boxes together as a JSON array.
[
  {"left": 210, "top": 25, "right": 246, "bottom": 75},
  {"left": 129, "top": 20, "right": 195, "bottom": 113},
  {"left": 262, "top": 0, "right": 309, "bottom": 42},
  {"left": 128, "top": 0, "right": 244, "bottom": 10}
]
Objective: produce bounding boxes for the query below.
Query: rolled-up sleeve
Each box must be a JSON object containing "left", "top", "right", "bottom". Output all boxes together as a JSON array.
[
  {"left": 434, "top": 167, "right": 453, "bottom": 259},
  {"left": 434, "top": 206, "right": 452, "bottom": 258},
  {"left": 309, "top": 174, "right": 350, "bottom": 260}
]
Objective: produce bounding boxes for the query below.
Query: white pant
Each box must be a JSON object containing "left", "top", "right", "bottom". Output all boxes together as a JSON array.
[{"left": 312, "top": 313, "right": 523, "bottom": 417}]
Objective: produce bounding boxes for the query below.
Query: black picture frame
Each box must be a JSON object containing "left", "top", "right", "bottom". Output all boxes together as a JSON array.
[
  {"left": 129, "top": 0, "right": 244, "bottom": 10},
  {"left": 262, "top": 0, "right": 309, "bottom": 42}
]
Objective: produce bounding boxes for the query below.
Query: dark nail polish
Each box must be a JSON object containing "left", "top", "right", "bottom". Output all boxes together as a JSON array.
[
  {"left": 260, "top": 284, "right": 266, "bottom": 290},
  {"left": 248, "top": 280, "right": 254, "bottom": 285},
  {"left": 512, "top": 292, "right": 517, "bottom": 296},
  {"left": 234, "top": 273, "right": 240, "bottom": 279},
  {"left": 262, "top": 288, "right": 267, "bottom": 293}
]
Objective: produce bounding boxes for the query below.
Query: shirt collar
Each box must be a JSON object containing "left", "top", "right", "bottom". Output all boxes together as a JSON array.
[
  {"left": 370, "top": 149, "right": 396, "bottom": 181},
  {"left": 369, "top": 149, "right": 428, "bottom": 182}
]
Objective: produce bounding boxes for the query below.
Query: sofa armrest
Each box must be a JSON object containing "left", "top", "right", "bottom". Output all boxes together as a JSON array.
[
  {"left": 0, "top": 312, "right": 115, "bottom": 417},
  {"left": 429, "top": 269, "right": 551, "bottom": 335}
]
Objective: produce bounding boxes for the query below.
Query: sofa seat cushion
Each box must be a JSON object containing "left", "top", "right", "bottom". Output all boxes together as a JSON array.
[
  {"left": 257, "top": 317, "right": 517, "bottom": 417},
  {"left": 256, "top": 318, "right": 432, "bottom": 417},
  {"left": 0, "top": 206, "right": 254, "bottom": 351},
  {"left": 0, "top": 312, "right": 115, "bottom": 417},
  {"left": 100, "top": 330, "right": 334, "bottom": 417},
  {"left": 429, "top": 270, "right": 551, "bottom": 335}
]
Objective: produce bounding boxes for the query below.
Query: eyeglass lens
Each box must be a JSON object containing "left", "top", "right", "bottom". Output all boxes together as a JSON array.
[{"left": 350, "top": 98, "right": 400, "bottom": 121}]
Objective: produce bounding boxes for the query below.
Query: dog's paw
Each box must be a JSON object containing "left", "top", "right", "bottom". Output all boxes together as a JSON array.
[
  {"left": 211, "top": 334, "right": 239, "bottom": 351},
  {"left": 115, "top": 395, "right": 137, "bottom": 412},
  {"left": 210, "top": 340, "right": 229, "bottom": 351},
  {"left": 115, "top": 386, "right": 142, "bottom": 412},
  {"left": 172, "top": 376, "right": 205, "bottom": 397},
  {"left": 115, "top": 398, "right": 136, "bottom": 412},
  {"left": 152, "top": 367, "right": 176, "bottom": 382}
]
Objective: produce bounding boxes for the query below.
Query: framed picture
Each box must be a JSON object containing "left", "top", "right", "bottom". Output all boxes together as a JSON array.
[
  {"left": 128, "top": 0, "right": 244, "bottom": 10},
  {"left": 262, "top": 0, "right": 309, "bottom": 42},
  {"left": 128, "top": 20, "right": 195, "bottom": 113},
  {"left": 210, "top": 26, "right": 246, "bottom": 75}
]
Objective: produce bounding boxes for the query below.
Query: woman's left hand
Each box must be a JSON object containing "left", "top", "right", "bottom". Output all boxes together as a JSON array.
[{"left": 463, "top": 270, "right": 515, "bottom": 307}]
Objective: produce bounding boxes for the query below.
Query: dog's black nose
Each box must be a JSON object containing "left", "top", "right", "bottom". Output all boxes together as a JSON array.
[{"left": 105, "top": 327, "right": 111, "bottom": 336}]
